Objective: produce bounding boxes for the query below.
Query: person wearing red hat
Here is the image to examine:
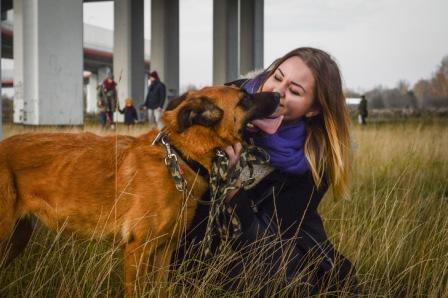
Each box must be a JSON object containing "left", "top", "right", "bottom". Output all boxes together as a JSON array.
[
  {"left": 142, "top": 71, "right": 166, "bottom": 130},
  {"left": 97, "top": 74, "right": 118, "bottom": 129}
]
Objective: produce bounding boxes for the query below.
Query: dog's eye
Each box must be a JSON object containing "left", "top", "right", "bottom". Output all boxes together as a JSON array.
[{"left": 238, "top": 94, "right": 252, "bottom": 110}]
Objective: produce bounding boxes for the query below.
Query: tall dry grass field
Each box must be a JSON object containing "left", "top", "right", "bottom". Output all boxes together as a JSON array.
[{"left": 1, "top": 119, "right": 447, "bottom": 297}]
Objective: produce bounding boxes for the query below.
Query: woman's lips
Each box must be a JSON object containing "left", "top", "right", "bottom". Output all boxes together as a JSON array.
[{"left": 248, "top": 115, "right": 284, "bottom": 135}]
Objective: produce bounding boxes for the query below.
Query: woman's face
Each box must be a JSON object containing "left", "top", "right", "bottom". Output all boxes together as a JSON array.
[{"left": 262, "top": 56, "right": 319, "bottom": 122}]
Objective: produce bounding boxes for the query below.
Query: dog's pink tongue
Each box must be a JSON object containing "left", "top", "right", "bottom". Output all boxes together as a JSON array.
[{"left": 251, "top": 115, "right": 284, "bottom": 135}]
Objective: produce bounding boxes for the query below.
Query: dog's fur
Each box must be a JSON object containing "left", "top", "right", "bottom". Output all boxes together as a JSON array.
[{"left": 0, "top": 86, "right": 278, "bottom": 296}]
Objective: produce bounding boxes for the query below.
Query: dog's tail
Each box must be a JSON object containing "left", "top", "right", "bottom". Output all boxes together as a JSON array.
[{"left": 0, "top": 150, "right": 34, "bottom": 267}]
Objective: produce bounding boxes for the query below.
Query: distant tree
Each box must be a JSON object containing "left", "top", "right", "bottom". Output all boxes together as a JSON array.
[
  {"left": 397, "top": 80, "right": 410, "bottom": 96},
  {"left": 429, "top": 71, "right": 448, "bottom": 98},
  {"left": 382, "top": 88, "right": 402, "bottom": 108},
  {"left": 426, "top": 55, "right": 448, "bottom": 107},
  {"left": 365, "top": 86, "right": 384, "bottom": 109},
  {"left": 344, "top": 88, "right": 362, "bottom": 98},
  {"left": 413, "top": 79, "right": 431, "bottom": 102},
  {"left": 346, "top": 55, "right": 448, "bottom": 109},
  {"left": 406, "top": 91, "right": 418, "bottom": 108},
  {"left": 388, "top": 80, "right": 417, "bottom": 108},
  {"left": 439, "top": 55, "right": 448, "bottom": 77},
  {"left": 363, "top": 82, "right": 418, "bottom": 109},
  {"left": 411, "top": 55, "right": 448, "bottom": 108}
]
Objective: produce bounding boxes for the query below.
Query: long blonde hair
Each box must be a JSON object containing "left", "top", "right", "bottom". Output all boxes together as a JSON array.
[{"left": 263, "top": 47, "right": 351, "bottom": 199}]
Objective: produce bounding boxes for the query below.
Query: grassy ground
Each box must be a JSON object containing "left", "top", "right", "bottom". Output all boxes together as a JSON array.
[{"left": 1, "top": 118, "right": 447, "bottom": 297}]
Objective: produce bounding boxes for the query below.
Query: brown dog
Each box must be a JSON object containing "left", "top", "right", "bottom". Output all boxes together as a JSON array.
[{"left": 0, "top": 86, "right": 279, "bottom": 296}]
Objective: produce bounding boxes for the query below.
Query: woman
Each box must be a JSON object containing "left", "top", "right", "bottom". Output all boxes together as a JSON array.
[
  {"left": 97, "top": 74, "right": 117, "bottom": 129},
  {"left": 176, "top": 47, "right": 357, "bottom": 296}
]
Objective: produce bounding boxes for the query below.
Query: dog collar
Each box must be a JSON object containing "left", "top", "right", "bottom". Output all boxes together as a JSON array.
[{"left": 152, "top": 131, "right": 209, "bottom": 192}]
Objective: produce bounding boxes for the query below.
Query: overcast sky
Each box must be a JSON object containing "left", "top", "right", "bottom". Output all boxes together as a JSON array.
[{"left": 84, "top": 0, "right": 448, "bottom": 93}]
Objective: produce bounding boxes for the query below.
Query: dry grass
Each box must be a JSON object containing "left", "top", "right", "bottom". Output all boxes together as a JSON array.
[{"left": 1, "top": 119, "right": 447, "bottom": 297}]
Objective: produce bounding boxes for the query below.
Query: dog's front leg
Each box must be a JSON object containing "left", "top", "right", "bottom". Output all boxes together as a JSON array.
[
  {"left": 147, "top": 242, "right": 176, "bottom": 297},
  {"left": 124, "top": 239, "right": 173, "bottom": 297},
  {"left": 123, "top": 239, "right": 152, "bottom": 298}
]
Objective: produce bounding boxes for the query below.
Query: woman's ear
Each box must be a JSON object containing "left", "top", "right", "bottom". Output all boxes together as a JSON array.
[{"left": 305, "top": 108, "right": 320, "bottom": 118}]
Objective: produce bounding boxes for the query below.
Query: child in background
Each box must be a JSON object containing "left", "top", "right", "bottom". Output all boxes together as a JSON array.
[{"left": 119, "top": 98, "right": 138, "bottom": 131}]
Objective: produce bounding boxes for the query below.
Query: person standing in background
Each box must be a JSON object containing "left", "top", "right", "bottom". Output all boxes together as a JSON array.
[
  {"left": 118, "top": 98, "right": 138, "bottom": 131},
  {"left": 97, "top": 74, "right": 118, "bottom": 129},
  {"left": 142, "top": 71, "right": 166, "bottom": 130},
  {"left": 358, "top": 95, "right": 368, "bottom": 125}
]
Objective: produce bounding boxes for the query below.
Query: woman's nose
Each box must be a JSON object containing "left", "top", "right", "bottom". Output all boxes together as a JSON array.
[
  {"left": 272, "top": 88, "right": 284, "bottom": 97},
  {"left": 273, "top": 87, "right": 286, "bottom": 104}
]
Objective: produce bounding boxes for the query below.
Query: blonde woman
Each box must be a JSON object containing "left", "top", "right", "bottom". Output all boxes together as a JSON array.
[{"left": 178, "top": 47, "right": 357, "bottom": 296}]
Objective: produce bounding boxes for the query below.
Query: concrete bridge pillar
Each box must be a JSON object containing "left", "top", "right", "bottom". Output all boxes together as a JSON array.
[
  {"left": 240, "top": 0, "right": 264, "bottom": 75},
  {"left": 13, "top": 0, "right": 83, "bottom": 125},
  {"left": 86, "top": 73, "right": 98, "bottom": 114},
  {"left": 213, "top": 0, "right": 264, "bottom": 84},
  {"left": 213, "top": 0, "right": 239, "bottom": 85},
  {"left": 151, "top": 0, "right": 179, "bottom": 98},
  {"left": 113, "top": 0, "right": 145, "bottom": 112}
]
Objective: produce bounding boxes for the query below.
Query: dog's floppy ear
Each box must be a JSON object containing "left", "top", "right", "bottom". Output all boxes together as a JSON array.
[
  {"left": 166, "top": 92, "right": 189, "bottom": 111},
  {"left": 176, "top": 96, "right": 223, "bottom": 133}
]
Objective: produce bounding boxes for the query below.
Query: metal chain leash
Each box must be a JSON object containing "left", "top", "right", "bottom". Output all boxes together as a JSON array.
[
  {"left": 161, "top": 136, "right": 188, "bottom": 192},
  {"left": 153, "top": 131, "right": 270, "bottom": 257}
]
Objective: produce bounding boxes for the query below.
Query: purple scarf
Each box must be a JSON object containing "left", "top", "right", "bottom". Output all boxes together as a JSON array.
[{"left": 242, "top": 73, "right": 309, "bottom": 175}]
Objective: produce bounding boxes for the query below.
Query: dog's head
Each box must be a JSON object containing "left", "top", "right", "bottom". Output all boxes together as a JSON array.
[{"left": 162, "top": 86, "right": 279, "bottom": 169}]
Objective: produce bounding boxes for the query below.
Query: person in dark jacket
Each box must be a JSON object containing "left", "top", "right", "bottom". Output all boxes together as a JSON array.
[
  {"left": 143, "top": 71, "right": 166, "bottom": 130},
  {"left": 358, "top": 95, "right": 368, "bottom": 125},
  {"left": 118, "top": 98, "right": 138, "bottom": 131},
  {"left": 174, "top": 47, "right": 358, "bottom": 296}
]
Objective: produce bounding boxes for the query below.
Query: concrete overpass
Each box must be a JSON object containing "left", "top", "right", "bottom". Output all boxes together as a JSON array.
[
  {"left": 1, "top": 25, "right": 151, "bottom": 73},
  {"left": 0, "top": 0, "right": 264, "bottom": 129},
  {"left": 2, "top": 19, "right": 151, "bottom": 116}
]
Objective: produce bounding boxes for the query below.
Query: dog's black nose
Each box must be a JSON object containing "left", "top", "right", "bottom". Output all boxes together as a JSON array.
[
  {"left": 254, "top": 91, "right": 280, "bottom": 106},
  {"left": 272, "top": 92, "right": 280, "bottom": 105}
]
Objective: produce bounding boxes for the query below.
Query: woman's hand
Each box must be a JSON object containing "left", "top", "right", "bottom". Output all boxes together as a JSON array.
[
  {"left": 223, "top": 142, "right": 243, "bottom": 168},
  {"left": 223, "top": 143, "right": 243, "bottom": 202}
]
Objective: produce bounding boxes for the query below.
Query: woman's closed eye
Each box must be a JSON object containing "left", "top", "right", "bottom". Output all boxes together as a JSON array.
[
  {"left": 274, "top": 74, "right": 283, "bottom": 82},
  {"left": 289, "top": 87, "right": 301, "bottom": 96}
]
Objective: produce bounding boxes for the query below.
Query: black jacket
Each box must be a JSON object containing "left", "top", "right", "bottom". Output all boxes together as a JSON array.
[
  {"left": 183, "top": 169, "right": 329, "bottom": 248},
  {"left": 230, "top": 170, "right": 328, "bottom": 242},
  {"left": 358, "top": 98, "right": 368, "bottom": 117},
  {"left": 118, "top": 106, "right": 138, "bottom": 125},
  {"left": 176, "top": 169, "right": 357, "bottom": 295},
  {"left": 144, "top": 80, "right": 166, "bottom": 109}
]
